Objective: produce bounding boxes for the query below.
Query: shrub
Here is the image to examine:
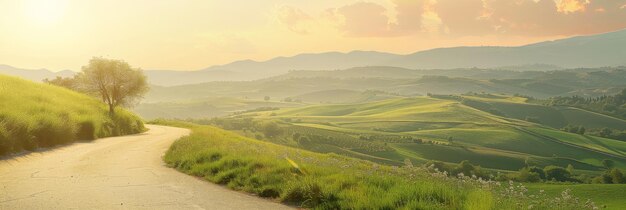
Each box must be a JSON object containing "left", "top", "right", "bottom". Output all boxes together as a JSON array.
[
  {"left": 544, "top": 166, "right": 571, "bottom": 182},
  {"left": 77, "top": 121, "right": 96, "bottom": 140}
]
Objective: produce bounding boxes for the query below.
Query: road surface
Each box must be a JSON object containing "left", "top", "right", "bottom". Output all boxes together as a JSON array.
[{"left": 0, "top": 125, "right": 292, "bottom": 209}]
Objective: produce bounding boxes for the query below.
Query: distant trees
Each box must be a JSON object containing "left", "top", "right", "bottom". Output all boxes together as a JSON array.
[
  {"left": 264, "top": 96, "right": 271, "bottom": 101},
  {"left": 562, "top": 124, "right": 586, "bottom": 135},
  {"left": 426, "top": 160, "right": 486, "bottom": 178},
  {"left": 602, "top": 159, "right": 615, "bottom": 169},
  {"left": 43, "top": 76, "right": 78, "bottom": 90},
  {"left": 44, "top": 57, "right": 149, "bottom": 115},
  {"left": 544, "top": 166, "right": 572, "bottom": 182},
  {"left": 548, "top": 89, "right": 626, "bottom": 120}
]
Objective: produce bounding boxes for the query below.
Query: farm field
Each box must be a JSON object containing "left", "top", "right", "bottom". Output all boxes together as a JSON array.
[{"left": 220, "top": 96, "right": 626, "bottom": 173}]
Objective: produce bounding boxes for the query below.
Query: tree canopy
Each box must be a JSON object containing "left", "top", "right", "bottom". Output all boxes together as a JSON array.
[{"left": 76, "top": 57, "right": 149, "bottom": 115}]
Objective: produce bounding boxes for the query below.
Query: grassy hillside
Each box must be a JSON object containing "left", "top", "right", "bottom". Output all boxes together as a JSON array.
[
  {"left": 219, "top": 97, "right": 626, "bottom": 173},
  {"left": 156, "top": 121, "right": 598, "bottom": 209},
  {"left": 0, "top": 74, "right": 145, "bottom": 156},
  {"left": 454, "top": 94, "right": 626, "bottom": 130}
]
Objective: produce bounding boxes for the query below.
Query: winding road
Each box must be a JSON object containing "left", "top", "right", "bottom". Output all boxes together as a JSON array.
[{"left": 0, "top": 125, "right": 292, "bottom": 209}]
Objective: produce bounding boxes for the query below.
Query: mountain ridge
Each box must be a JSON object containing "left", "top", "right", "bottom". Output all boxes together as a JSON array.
[{"left": 2, "top": 28, "right": 625, "bottom": 86}]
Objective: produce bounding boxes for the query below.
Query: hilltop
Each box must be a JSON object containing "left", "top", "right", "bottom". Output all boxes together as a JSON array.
[{"left": 0, "top": 74, "right": 145, "bottom": 156}]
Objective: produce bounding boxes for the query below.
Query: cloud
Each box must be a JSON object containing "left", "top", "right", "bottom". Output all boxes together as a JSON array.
[
  {"left": 482, "top": 0, "right": 626, "bottom": 36},
  {"left": 328, "top": 2, "right": 395, "bottom": 37},
  {"left": 280, "top": 0, "right": 626, "bottom": 38},
  {"left": 433, "top": 0, "right": 491, "bottom": 35},
  {"left": 390, "top": 0, "right": 425, "bottom": 34},
  {"left": 555, "top": 0, "right": 589, "bottom": 14},
  {"left": 276, "top": 6, "right": 312, "bottom": 34}
]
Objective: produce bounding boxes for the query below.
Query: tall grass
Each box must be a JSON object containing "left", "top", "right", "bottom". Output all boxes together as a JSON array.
[
  {"left": 159, "top": 121, "right": 494, "bottom": 209},
  {"left": 0, "top": 75, "right": 144, "bottom": 156},
  {"left": 155, "top": 119, "right": 601, "bottom": 209}
]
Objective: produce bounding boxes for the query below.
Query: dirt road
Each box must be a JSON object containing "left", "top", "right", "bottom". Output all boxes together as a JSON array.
[{"left": 0, "top": 125, "right": 292, "bottom": 209}]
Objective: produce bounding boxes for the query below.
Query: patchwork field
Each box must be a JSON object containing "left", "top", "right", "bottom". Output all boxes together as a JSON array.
[{"left": 226, "top": 96, "right": 626, "bottom": 173}]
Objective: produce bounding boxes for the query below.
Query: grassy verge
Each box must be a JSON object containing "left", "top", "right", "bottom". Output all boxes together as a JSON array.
[
  {"left": 154, "top": 119, "right": 600, "bottom": 209},
  {"left": 0, "top": 75, "right": 145, "bottom": 156}
]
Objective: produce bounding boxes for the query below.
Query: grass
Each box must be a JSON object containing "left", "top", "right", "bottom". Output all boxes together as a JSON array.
[
  {"left": 159, "top": 122, "right": 502, "bottom": 209},
  {"left": 0, "top": 74, "right": 145, "bottom": 156},
  {"left": 525, "top": 183, "right": 626, "bottom": 210},
  {"left": 225, "top": 96, "right": 626, "bottom": 174},
  {"left": 157, "top": 120, "right": 606, "bottom": 209}
]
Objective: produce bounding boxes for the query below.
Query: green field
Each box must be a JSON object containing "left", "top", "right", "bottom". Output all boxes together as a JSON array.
[
  {"left": 156, "top": 120, "right": 602, "bottom": 209},
  {"left": 0, "top": 74, "right": 145, "bottom": 156},
  {"left": 525, "top": 183, "right": 626, "bottom": 210},
  {"left": 456, "top": 94, "right": 626, "bottom": 130},
  {"left": 224, "top": 96, "right": 626, "bottom": 174}
]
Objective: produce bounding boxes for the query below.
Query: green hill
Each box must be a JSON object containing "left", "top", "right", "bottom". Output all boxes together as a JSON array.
[
  {"left": 227, "top": 96, "right": 626, "bottom": 172},
  {"left": 0, "top": 74, "right": 145, "bottom": 156},
  {"left": 455, "top": 94, "right": 626, "bottom": 130}
]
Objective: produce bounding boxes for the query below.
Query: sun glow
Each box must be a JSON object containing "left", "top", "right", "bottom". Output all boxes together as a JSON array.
[{"left": 21, "top": 0, "right": 69, "bottom": 26}]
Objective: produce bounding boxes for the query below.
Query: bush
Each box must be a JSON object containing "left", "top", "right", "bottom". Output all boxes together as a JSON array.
[
  {"left": 77, "top": 121, "right": 96, "bottom": 140},
  {"left": 544, "top": 166, "right": 571, "bottom": 182}
]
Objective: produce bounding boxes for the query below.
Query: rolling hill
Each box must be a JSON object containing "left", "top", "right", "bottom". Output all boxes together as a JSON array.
[
  {"left": 222, "top": 96, "right": 626, "bottom": 173},
  {"left": 0, "top": 74, "right": 145, "bottom": 156},
  {"left": 451, "top": 94, "right": 626, "bottom": 130}
]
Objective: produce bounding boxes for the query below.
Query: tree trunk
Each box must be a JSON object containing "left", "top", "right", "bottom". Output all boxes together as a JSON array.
[{"left": 108, "top": 104, "right": 115, "bottom": 116}]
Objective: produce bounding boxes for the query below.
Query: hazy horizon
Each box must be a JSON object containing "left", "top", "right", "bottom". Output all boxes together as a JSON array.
[{"left": 2, "top": 0, "right": 626, "bottom": 71}]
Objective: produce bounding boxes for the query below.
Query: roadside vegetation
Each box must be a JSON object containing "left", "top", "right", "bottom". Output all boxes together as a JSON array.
[
  {"left": 154, "top": 120, "right": 601, "bottom": 209},
  {"left": 0, "top": 74, "right": 145, "bottom": 156}
]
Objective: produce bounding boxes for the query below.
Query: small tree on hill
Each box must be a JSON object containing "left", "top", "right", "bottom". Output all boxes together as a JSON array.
[
  {"left": 610, "top": 168, "right": 625, "bottom": 184},
  {"left": 602, "top": 159, "right": 615, "bottom": 169},
  {"left": 544, "top": 165, "right": 571, "bottom": 182},
  {"left": 77, "top": 57, "right": 149, "bottom": 115}
]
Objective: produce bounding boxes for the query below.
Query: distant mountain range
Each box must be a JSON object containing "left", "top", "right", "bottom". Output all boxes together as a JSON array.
[
  {"left": 0, "top": 65, "right": 74, "bottom": 82},
  {"left": 2, "top": 29, "right": 625, "bottom": 86}
]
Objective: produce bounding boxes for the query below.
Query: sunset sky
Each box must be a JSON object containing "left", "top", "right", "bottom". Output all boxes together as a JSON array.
[{"left": 1, "top": 0, "right": 625, "bottom": 71}]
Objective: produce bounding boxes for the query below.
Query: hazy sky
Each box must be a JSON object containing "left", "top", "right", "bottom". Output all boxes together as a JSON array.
[{"left": 1, "top": 0, "right": 625, "bottom": 71}]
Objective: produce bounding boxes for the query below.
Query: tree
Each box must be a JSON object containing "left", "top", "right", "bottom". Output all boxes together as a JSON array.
[
  {"left": 544, "top": 166, "right": 571, "bottom": 182},
  {"left": 610, "top": 168, "right": 625, "bottom": 184},
  {"left": 43, "top": 76, "right": 78, "bottom": 90},
  {"left": 602, "top": 159, "right": 615, "bottom": 169},
  {"left": 516, "top": 167, "right": 542, "bottom": 182},
  {"left": 260, "top": 122, "right": 282, "bottom": 138},
  {"left": 77, "top": 57, "right": 149, "bottom": 115},
  {"left": 577, "top": 126, "right": 586, "bottom": 135},
  {"left": 264, "top": 96, "right": 270, "bottom": 101},
  {"left": 599, "top": 128, "right": 612, "bottom": 137},
  {"left": 566, "top": 164, "right": 575, "bottom": 174},
  {"left": 528, "top": 166, "right": 546, "bottom": 180}
]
